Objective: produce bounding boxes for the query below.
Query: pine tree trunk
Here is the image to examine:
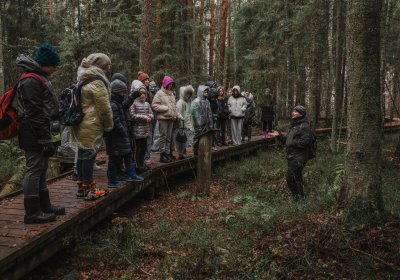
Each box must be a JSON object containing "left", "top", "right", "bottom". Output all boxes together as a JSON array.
[
  {"left": 340, "top": 0, "right": 384, "bottom": 214},
  {"left": 209, "top": 0, "right": 215, "bottom": 79},
  {"left": 224, "top": 1, "right": 231, "bottom": 89},
  {"left": 330, "top": 0, "right": 346, "bottom": 153},
  {"left": 140, "top": 0, "right": 153, "bottom": 73},
  {"left": 0, "top": 2, "right": 4, "bottom": 94},
  {"left": 218, "top": 0, "right": 228, "bottom": 85}
]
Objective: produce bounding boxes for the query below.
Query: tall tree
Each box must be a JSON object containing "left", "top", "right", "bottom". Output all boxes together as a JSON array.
[
  {"left": 140, "top": 0, "right": 153, "bottom": 73},
  {"left": 209, "top": 0, "right": 215, "bottom": 79},
  {"left": 340, "top": 0, "right": 384, "bottom": 214},
  {"left": 330, "top": 0, "right": 346, "bottom": 153},
  {"left": 217, "top": 0, "right": 229, "bottom": 85},
  {"left": 0, "top": 2, "right": 4, "bottom": 94}
]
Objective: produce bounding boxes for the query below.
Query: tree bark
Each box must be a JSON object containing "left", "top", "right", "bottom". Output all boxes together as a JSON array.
[
  {"left": 209, "top": 0, "right": 215, "bottom": 79},
  {"left": 330, "top": 0, "right": 346, "bottom": 153},
  {"left": 340, "top": 0, "right": 384, "bottom": 214},
  {"left": 0, "top": 2, "right": 4, "bottom": 94},
  {"left": 140, "top": 0, "right": 153, "bottom": 73},
  {"left": 218, "top": 0, "right": 228, "bottom": 85}
]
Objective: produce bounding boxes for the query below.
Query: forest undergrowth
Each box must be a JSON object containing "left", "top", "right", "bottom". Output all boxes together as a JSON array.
[{"left": 27, "top": 136, "right": 400, "bottom": 280}]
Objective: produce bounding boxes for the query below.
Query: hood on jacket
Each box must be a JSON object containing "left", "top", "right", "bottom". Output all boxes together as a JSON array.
[
  {"left": 16, "top": 54, "right": 46, "bottom": 75},
  {"left": 131, "top": 79, "right": 146, "bottom": 92},
  {"left": 179, "top": 85, "right": 195, "bottom": 101},
  {"left": 77, "top": 65, "right": 108, "bottom": 83},
  {"left": 162, "top": 76, "right": 175, "bottom": 89},
  {"left": 232, "top": 85, "right": 241, "bottom": 94},
  {"left": 242, "top": 92, "right": 254, "bottom": 103},
  {"left": 111, "top": 73, "right": 128, "bottom": 85},
  {"left": 196, "top": 85, "right": 210, "bottom": 100}
]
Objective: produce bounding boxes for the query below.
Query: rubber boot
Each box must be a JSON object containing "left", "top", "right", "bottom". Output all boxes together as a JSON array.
[
  {"left": 107, "top": 164, "right": 126, "bottom": 188},
  {"left": 126, "top": 163, "right": 144, "bottom": 182},
  {"left": 24, "top": 197, "right": 56, "bottom": 224},
  {"left": 39, "top": 190, "right": 66, "bottom": 215}
]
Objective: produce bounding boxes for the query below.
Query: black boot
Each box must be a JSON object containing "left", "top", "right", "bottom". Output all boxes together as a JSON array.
[
  {"left": 24, "top": 197, "right": 56, "bottom": 224},
  {"left": 40, "top": 190, "right": 66, "bottom": 215},
  {"left": 160, "top": 152, "right": 171, "bottom": 163},
  {"left": 167, "top": 153, "right": 176, "bottom": 161}
]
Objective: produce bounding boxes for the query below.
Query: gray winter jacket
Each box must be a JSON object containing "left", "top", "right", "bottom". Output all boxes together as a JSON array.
[
  {"left": 191, "top": 85, "right": 213, "bottom": 128},
  {"left": 228, "top": 85, "right": 247, "bottom": 118}
]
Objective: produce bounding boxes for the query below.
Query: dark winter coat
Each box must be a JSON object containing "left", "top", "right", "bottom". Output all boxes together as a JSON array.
[
  {"left": 284, "top": 117, "right": 314, "bottom": 164},
  {"left": 243, "top": 94, "right": 256, "bottom": 125},
  {"left": 261, "top": 104, "right": 275, "bottom": 122},
  {"left": 15, "top": 55, "right": 59, "bottom": 151},
  {"left": 104, "top": 94, "right": 132, "bottom": 156},
  {"left": 216, "top": 98, "right": 229, "bottom": 120}
]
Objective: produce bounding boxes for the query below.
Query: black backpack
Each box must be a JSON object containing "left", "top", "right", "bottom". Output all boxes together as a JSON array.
[
  {"left": 59, "top": 77, "right": 107, "bottom": 126},
  {"left": 300, "top": 122, "right": 317, "bottom": 159}
]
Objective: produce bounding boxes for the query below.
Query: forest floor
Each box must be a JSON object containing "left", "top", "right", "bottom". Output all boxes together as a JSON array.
[{"left": 25, "top": 135, "right": 400, "bottom": 280}]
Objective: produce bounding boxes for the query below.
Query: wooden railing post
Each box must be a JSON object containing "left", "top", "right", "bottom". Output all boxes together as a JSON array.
[{"left": 196, "top": 129, "right": 219, "bottom": 195}]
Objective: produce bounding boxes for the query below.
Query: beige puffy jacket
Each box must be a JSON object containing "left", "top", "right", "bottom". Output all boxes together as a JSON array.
[
  {"left": 151, "top": 88, "right": 183, "bottom": 121},
  {"left": 71, "top": 66, "right": 113, "bottom": 150}
]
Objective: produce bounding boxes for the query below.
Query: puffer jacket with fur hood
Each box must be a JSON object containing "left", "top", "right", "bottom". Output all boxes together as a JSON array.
[{"left": 228, "top": 85, "right": 247, "bottom": 118}]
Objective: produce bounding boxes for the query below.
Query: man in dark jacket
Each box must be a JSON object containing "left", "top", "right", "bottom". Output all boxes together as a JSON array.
[
  {"left": 278, "top": 105, "right": 314, "bottom": 200},
  {"left": 15, "top": 43, "right": 65, "bottom": 224}
]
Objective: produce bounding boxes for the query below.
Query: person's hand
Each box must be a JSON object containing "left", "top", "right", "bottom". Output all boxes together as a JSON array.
[
  {"left": 146, "top": 117, "right": 152, "bottom": 123},
  {"left": 42, "top": 142, "right": 56, "bottom": 157}
]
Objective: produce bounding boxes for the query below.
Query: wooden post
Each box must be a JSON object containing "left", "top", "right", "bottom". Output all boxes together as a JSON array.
[{"left": 196, "top": 129, "right": 219, "bottom": 195}]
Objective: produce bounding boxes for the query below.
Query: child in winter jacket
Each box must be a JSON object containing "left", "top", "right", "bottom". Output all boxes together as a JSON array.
[
  {"left": 105, "top": 80, "right": 144, "bottom": 188},
  {"left": 242, "top": 91, "right": 256, "bottom": 142},
  {"left": 176, "top": 85, "right": 195, "bottom": 159},
  {"left": 227, "top": 85, "right": 247, "bottom": 145},
  {"left": 130, "top": 86, "right": 154, "bottom": 172}
]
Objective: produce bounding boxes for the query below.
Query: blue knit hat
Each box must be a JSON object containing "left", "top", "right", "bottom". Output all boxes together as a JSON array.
[{"left": 34, "top": 42, "right": 60, "bottom": 67}]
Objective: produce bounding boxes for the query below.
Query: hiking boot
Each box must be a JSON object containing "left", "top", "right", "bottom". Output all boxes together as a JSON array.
[
  {"left": 24, "top": 197, "right": 56, "bottom": 224},
  {"left": 167, "top": 153, "right": 176, "bottom": 161},
  {"left": 83, "top": 181, "right": 109, "bottom": 201},
  {"left": 160, "top": 152, "right": 171, "bottom": 163},
  {"left": 39, "top": 190, "right": 65, "bottom": 215},
  {"left": 108, "top": 181, "right": 126, "bottom": 188}
]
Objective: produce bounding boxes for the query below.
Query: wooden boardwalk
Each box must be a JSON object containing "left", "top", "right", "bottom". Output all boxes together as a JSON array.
[{"left": 0, "top": 134, "right": 273, "bottom": 280}]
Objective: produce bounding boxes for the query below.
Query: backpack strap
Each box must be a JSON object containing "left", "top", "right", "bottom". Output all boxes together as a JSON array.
[
  {"left": 79, "top": 76, "right": 108, "bottom": 88},
  {"left": 18, "top": 72, "right": 46, "bottom": 88}
]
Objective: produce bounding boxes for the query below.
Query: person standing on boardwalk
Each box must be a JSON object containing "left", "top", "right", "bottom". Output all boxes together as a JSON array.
[
  {"left": 176, "top": 85, "right": 195, "bottom": 159},
  {"left": 105, "top": 79, "right": 144, "bottom": 188},
  {"left": 151, "top": 76, "right": 183, "bottom": 163},
  {"left": 260, "top": 93, "right": 276, "bottom": 138},
  {"left": 71, "top": 53, "right": 113, "bottom": 201},
  {"left": 191, "top": 85, "right": 213, "bottom": 156},
  {"left": 242, "top": 91, "right": 255, "bottom": 142},
  {"left": 15, "top": 43, "right": 65, "bottom": 224},
  {"left": 227, "top": 85, "right": 247, "bottom": 145},
  {"left": 278, "top": 105, "right": 314, "bottom": 200}
]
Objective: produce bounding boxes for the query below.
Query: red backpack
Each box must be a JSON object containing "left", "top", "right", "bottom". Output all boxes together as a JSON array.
[{"left": 0, "top": 73, "right": 46, "bottom": 140}]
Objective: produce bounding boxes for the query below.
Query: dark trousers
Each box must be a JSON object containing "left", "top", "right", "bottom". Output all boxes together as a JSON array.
[
  {"left": 76, "top": 148, "right": 96, "bottom": 185},
  {"left": 262, "top": 121, "right": 273, "bottom": 132},
  {"left": 286, "top": 160, "right": 305, "bottom": 199},
  {"left": 134, "top": 138, "right": 148, "bottom": 167},
  {"left": 23, "top": 151, "right": 49, "bottom": 197},
  {"left": 216, "top": 117, "right": 226, "bottom": 144},
  {"left": 108, "top": 153, "right": 133, "bottom": 182},
  {"left": 242, "top": 123, "right": 252, "bottom": 140}
]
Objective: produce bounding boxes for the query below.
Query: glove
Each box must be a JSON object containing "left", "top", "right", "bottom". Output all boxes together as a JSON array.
[{"left": 42, "top": 142, "right": 56, "bottom": 157}]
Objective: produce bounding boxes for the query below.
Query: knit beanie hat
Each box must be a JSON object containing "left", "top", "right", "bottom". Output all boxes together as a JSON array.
[
  {"left": 34, "top": 42, "right": 60, "bottom": 67},
  {"left": 294, "top": 105, "right": 307, "bottom": 116},
  {"left": 80, "top": 53, "right": 111, "bottom": 70},
  {"left": 111, "top": 73, "right": 128, "bottom": 85},
  {"left": 137, "top": 71, "right": 150, "bottom": 82},
  {"left": 111, "top": 79, "right": 128, "bottom": 94}
]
